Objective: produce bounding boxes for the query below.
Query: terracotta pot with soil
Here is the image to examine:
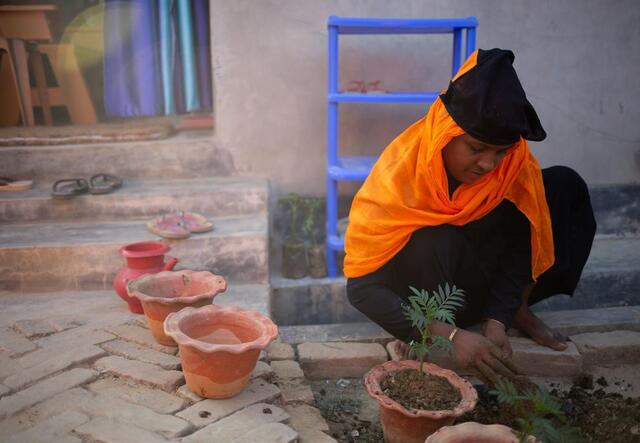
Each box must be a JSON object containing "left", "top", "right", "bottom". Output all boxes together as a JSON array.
[
  {"left": 307, "top": 244, "right": 327, "bottom": 278},
  {"left": 425, "top": 422, "right": 537, "bottom": 443},
  {"left": 127, "top": 270, "right": 226, "bottom": 346},
  {"left": 164, "top": 304, "right": 278, "bottom": 399},
  {"left": 282, "top": 239, "right": 307, "bottom": 278},
  {"left": 365, "top": 360, "right": 478, "bottom": 443}
]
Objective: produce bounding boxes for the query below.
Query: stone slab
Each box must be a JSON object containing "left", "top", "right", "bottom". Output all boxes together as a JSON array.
[
  {"left": 75, "top": 417, "right": 166, "bottom": 443},
  {"left": 32, "top": 328, "right": 115, "bottom": 354},
  {"left": 7, "top": 411, "right": 89, "bottom": 443},
  {"left": 105, "top": 324, "right": 177, "bottom": 354},
  {"left": 94, "top": 355, "right": 184, "bottom": 392},
  {"left": 536, "top": 306, "right": 640, "bottom": 335},
  {"left": 0, "top": 176, "right": 267, "bottom": 223},
  {"left": 176, "top": 379, "right": 281, "bottom": 427},
  {"left": 271, "top": 360, "right": 304, "bottom": 380},
  {"left": 231, "top": 422, "right": 298, "bottom": 443},
  {"left": 182, "top": 403, "right": 289, "bottom": 443},
  {"left": 279, "top": 322, "right": 392, "bottom": 344},
  {"left": 79, "top": 392, "right": 192, "bottom": 438},
  {"left": 13, "top": 319, "right": 56, "bottom": 338},
  {"left": 298, "top": 342, "right": 388, "bottom": 379},
  {"left": 510, "top": 337, "right": 583, "bottom": 376},
  {"left": 0, "top": 368, "right": 97, "bottom": 420},
  {"left": 0, "top": 327, "right": 36, "bottom": 356},
  {"left": 571, "top": 330, "right": 640, "bottom": 367},
  {"left": 0, "top": 384, "right": 8, "bottom": 397},
  {"left": 0, "top": 214, "right": 268, "bottom": 292},
  {"left": 266, "top": 342, "right": 295, "bottom": 361},
  {"left": 4, "top": 345, "right": 105, "bottom": 389},
  {"left": 0, "top": 352, "right": 21, "bottom": 380},
  {"left": 284, "top": 403, "right": 330, "bottom": 433},
  {"left": 88, "top": 378, "right": 188, "bottom": 415},
  {"left": 101, "top": 339, "right": 181, "bottom": 369}
]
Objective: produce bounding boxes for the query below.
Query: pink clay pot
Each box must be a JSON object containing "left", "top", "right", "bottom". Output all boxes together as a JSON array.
[
  {"left": 164, "top": 304, "right": 278, "bottom": 399},
  {"left": 425, "top": 422, "right": 538, "bottom": 443},
  {"left": 127, "top": 270, "right": 227, "bottom": 346},
  {"left": 365, "top": 360, "right": 478, "bottom": 443}
]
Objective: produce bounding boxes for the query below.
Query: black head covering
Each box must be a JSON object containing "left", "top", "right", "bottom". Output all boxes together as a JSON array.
[{"left": 440, "top": 48, "right": 546, "bottom": 145}]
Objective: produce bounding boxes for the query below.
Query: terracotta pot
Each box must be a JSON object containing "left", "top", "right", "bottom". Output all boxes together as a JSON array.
[
  {"left": 113, "top": 241, "right": 178, "bottom": 314},
  {"left": 425, "top": 422, "right": 538, "bottom": 443},
  {"left": 164, "top": 304, "right": 278, "bottom": 399},
  {"left": 282, "top": 239, "right": 306, "bottom": 278},
  {"left": 307, "top": 244, "right": 327, "bottom": 278},
  {"left": 364, "top": 360, "right": 478, "bottom": 443},
  {"left": 127, "top": 270, "right": 226, "bottom": 346}
]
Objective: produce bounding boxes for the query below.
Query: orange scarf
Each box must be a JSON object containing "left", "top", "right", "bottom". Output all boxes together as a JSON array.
[{"left": 344, "top": 55, "right": 554, "bottom": 280}]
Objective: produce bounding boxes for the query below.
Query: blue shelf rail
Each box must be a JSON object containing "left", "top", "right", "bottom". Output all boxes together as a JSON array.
[{"left": 326, "top": 16, "right": 478, "bottom": 277}]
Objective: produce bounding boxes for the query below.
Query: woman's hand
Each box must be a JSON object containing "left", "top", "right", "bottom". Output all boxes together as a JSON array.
[
  {"left": 482, "top": 319, "right": 513, "bottom": 358},
  {"left": 453, "top": 328, "right": 518, "bottom": 385}
]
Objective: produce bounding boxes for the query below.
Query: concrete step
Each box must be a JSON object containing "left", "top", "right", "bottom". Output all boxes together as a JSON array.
[
  {"left": 0, "top": 131, "right": 234, "bottom": 182},
  {"left": 278, "top": 306, "right": 640, "bottom": 344},
  {"left": 0, "top": 213, "right": 268, "bottom": 292},
  {"left": 0, "top": 177, "right": 268, "bottom": 223}
]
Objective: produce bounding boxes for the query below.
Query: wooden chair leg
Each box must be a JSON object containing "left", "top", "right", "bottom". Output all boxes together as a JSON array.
[
  {"left": 0, "top": 37, "right": 23, "bottom": 126},
  {"left": 9, "top": 39, "right": 35, "bottom": 126},
  {"left": 29, "top": 47, "right": 53, "bottom": 126}
]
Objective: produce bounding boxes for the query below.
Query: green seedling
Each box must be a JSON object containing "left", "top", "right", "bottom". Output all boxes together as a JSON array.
[
  {"left": 302, "top": 197, "right": 323, "bottom": 247},
  {"left": 278, "top": 193, "right": 305, "bottom": 241},
  {"left": 402, "top": 283, "right": 465, "bottom": 372},
  {"left": 491, "top": 378, "right": 582, "bottom": 443}
]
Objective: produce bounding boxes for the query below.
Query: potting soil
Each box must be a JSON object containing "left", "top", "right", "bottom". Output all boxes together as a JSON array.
[{"left": 379, "top": 368, "right": 462, "bottom": 411}]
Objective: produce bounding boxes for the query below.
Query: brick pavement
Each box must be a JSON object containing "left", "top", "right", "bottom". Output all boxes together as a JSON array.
[{"left": 0, "top": 291, "right": 638, "bottom": 442}]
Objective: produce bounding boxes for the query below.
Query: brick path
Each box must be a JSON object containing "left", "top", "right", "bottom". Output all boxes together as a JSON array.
[{"left": 0, "top": 291, "right": 638, "bottom": 442}]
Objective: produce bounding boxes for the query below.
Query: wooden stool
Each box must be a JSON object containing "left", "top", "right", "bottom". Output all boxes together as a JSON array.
[{"left": 0, "top": 4, "right": 96, "bottom": 124}]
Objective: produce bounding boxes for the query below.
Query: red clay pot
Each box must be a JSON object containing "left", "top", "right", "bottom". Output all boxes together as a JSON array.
[
  {"left": 127, "top": 270, "right": 226, "bottom": 346},
  {"left": 425, "top": 422, "right": 538, "bottom": 443},
  {"left": 113, "top": 241, "right": 178, "bottom": 314},
  {"left": 364, "top": 360, "right": 478, "bottom": 443},
  {"left": 164, "top": 304, "right": 278, "bottom": 399}
]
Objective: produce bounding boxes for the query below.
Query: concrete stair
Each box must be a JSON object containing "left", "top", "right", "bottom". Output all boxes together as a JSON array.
[{"left": 0, "top": 131, "right": 271, "bottom": 315}]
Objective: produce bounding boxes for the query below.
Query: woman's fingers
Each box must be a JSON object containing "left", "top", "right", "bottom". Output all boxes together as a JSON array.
[
  {"left": 489, "top": 344, "right": 519, "bottom": 374},
  {"left": 484, "top": 354, "right": 517, "bottom": 380},
  {"left": 474, "top": 360, "right": 499, "bottom": 386}
]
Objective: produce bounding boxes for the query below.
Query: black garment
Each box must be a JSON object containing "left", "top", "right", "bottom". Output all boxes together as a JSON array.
[{"left": 346, "top": 166, "right": 596, "bottom": 343}]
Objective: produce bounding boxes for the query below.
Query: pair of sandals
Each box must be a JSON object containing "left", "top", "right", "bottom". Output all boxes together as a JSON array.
[
  {"left": 146, "top": 211, "right": 213, "bottom": 239},
  {"left": 51, "top": 174, "right": 122, "bottom": 199},
  {"left": 0, "top": 177, "right": 33, "bottom": 192}
]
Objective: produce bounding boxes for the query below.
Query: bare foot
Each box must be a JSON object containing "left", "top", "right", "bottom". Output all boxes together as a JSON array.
[{"left": 513, "top": 306, "right": 568, "bottom": 351}]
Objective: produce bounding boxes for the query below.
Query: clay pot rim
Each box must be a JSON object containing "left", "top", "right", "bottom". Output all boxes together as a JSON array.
[
  {"left": 164, "top": 304, "right": 278, "bottom": 354},
  {"left": 364, "top": 360, "right": 478, "bottom": 420},
  {"left": 119, "top": 241, "right": 169, "bottom": 258},
  {"left": 425, "top": 422, "right": 535, "bottom": 442},
  {"left": 127, "top": 270, "right": 227, "bottom": 305}
]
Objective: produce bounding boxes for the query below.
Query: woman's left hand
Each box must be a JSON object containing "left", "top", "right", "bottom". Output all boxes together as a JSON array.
[{"left": 482, "top": 319, "right": 512, "bottom": 358}]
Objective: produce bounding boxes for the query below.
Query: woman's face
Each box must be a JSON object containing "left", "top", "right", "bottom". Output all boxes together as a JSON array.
[{"left": 442, "top": 134, "right": 515, "bottom": 184}]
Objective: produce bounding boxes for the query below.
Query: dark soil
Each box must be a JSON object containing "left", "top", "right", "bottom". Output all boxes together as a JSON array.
[
  {"left": 311, "top": 376, "right": 640, "bottom": 443},
  {"left": 380, "top": 368, "right": 462, "bottom": 411}
]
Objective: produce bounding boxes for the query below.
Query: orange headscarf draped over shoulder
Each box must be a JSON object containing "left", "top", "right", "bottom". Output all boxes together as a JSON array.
[{"left": 343, "top": 52, "right": 554, "bottom": 280}]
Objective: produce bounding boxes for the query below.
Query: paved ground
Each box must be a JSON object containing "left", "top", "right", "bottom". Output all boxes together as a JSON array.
[{"left": 0, "top": 291, "right": 638, "bottom": 442}]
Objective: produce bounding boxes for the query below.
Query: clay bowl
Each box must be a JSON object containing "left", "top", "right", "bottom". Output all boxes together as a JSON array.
[
  {"left": 164, "top": 304, "right": 278, "bottom": 399},
  {"left": 127, "top": 270, "right": 226, "bottom": 346},
  {"left": 425, "top": 422, "right": 539, "bottom": 442}
]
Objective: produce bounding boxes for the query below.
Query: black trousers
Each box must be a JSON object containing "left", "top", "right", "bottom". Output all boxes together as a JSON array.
[{"left": 346, "top": 166, "right": 597, "bottom": 342}]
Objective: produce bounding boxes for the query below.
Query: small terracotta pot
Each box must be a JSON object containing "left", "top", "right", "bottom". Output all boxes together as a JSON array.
[
  {"left": 365, "top": 360, "right": 478, "bottom": 443},
  {"left": 164, "top": 304, "right": 278, "bottom": 399},
  {"left": 127, "top": 270, "right": 226, "bottom": 346},
  {"left": 282, "top": 239, "right": 306, "bottom": 279},
  {"left": 307, "top": 244, "right": 327, "bottom": 278},
  {"left": 425, "top": 422, "right": 539, "bottom": 443}
]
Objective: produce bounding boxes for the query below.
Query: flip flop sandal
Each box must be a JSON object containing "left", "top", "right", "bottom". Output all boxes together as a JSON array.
[
  {"left": 89, "top": 173, "right": 123, "bottom": 195},
  {"left": 51, "top": 178, "right": 89, "bottom": 199},
  {"left": 173, "top": 210, "right": 213, "bottom": 233},
  {"left": 146, "top": 216, "right": 191, "bottom": 239},
  {"left": 0, "top": 177, "right": 33, "bottom": 192}
]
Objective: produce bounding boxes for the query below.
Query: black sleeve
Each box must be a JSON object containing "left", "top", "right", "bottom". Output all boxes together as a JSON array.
[
  {"left": 346, "top": 261, "right": 422, "bottom": 343},
  {"left": 483, "top": 203, "right": 533, "bottom": 329}
]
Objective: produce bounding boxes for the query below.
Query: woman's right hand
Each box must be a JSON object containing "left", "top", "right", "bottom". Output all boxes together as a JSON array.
[{"left": 453, "top": 328, "right": 519, "bottom": 385}]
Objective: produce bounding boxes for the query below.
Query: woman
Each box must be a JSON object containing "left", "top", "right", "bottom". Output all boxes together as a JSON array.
[{"left": 344, "top": 49, "right": 596, "bottom": 383}]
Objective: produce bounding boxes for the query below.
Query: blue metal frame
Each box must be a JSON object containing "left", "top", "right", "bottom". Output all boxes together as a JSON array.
[{"left": 326, "top": 16, "right": 478, "bottom": 277}]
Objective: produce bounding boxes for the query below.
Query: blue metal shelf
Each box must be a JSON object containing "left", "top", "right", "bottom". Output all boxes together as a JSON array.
[
  {"left": 328, "top": 92, "right": 439, "bottom": 104},
  {"left": 325, "top": 16, "right": 478, "bottom": 277}
]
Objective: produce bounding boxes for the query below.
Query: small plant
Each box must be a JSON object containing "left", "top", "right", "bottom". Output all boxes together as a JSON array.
[
  {"left": 302, "top": 197, "right": 323, "bottom": 247},
  {"left": 279, "top": 193, "right": 305, "bottom": 241},
  {"left": 402, "top": 283, "right": 465, "bottom": 372},
  {"left": 491, "top": 378, "right": 582, "bottom": 443}
]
